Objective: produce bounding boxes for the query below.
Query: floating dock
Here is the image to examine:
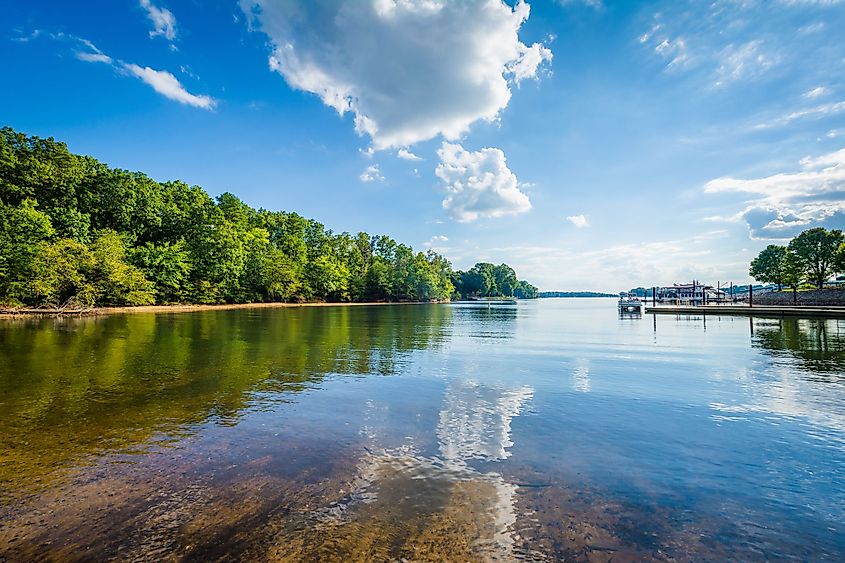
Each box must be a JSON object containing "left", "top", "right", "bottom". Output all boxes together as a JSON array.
[{"left": 645, "top": 305, "right": 845, "bottom": 319}]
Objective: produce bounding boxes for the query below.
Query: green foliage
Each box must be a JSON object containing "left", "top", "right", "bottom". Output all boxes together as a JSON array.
[
  {"left": 0, "top": 198, "right": 55, "bottom": 303},
  {"left": 88, "top": 230, "right": 156, "bottom": 306},
  {"left": 749, "top": 245, "right": 787, "bottom": 289},
  {"left": 131, "top": 241, "right": 192, "bottom": 303},
  {"left": 781, "top": 250, "right": 804, "bottom": 290},
  {"left": 746, "top": 227, "right": 845, "bottom": 293},
  {"left": 787, "top": 227, "right": 844, "bottom": 289},
  {"left": 0, "top": 127, "right": 536, "bottom": 307},
  {"left": 27, "top": 238, "right": 97, "bottom": 306},
  {"left": 453, "top": 262, "right": 538, "bottom": 300},
  {"left": 515, "top": 280, "right": 539, "bottom": 299}
]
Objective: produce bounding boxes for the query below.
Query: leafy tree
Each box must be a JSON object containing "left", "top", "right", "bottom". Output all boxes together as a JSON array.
[
  {"left": 749, "top": 245, "right": 787, "bottom": 290},
  {"left": 781, "top": 250, "right": 804, "bottom": 305},
  {"left": 305, "top": 255, "right": 350, "bottom": 301},
  {"left": 87, "top": 230, "right": 155, "bottom": 306},
  {"left": 515, "top": 280, "right": 538, "bottom": 299},
  {"left": 27, "top": 239, "right": 97, "bottom": 306},
  {"left": 0, "top": 198, "right": 54, "bottom": 303},
  {"left": 461, "top": 269, "right": 489, "bottom": 297},
  {"left": 788, "top": 228, "right": 844, "bottom": 288},
  {"left": 493, "top": 263, "right": 518, "bottom": 297},
  {"left": 131, "top": 241, "right": 192, "bottom": 303}
]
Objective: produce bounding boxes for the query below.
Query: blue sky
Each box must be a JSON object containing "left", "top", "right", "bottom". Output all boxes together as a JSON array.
[{"left": 3, "top": 0, "right": 845, "bottom": 291}]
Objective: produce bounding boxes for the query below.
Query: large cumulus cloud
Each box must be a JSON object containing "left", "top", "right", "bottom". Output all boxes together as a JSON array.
[
  {"left": 436, "top": 142, "right": 531, "bottom": 222},
  {"left": 240, "top": 0, "right": 551, "bottom": 149}
]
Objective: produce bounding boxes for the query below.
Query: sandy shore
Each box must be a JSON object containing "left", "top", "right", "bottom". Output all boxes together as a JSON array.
[{"left": 0, "top": 300, "right": 436, "bottom": 319}]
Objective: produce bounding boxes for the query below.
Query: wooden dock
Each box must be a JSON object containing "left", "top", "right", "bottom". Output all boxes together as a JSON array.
[{"left": 645, "top": 305, "right": 845, "bottom": 318}]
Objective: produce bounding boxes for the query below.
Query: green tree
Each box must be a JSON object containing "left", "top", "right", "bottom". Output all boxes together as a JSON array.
[
  {"left": 788, "top": 228, "right": 844, "bottom": 289},
  {"left": 131, "top": 240, "right": 192, "bottom": 303},
  {"left": 27, "top": 239, "right": 97, "bottom": 306},
  {"left": 781, "top": 250, "right": 804, "bottom": 305},
  {"left": 88, "top": 230, "right": 155, "bottom": 306},
  {"left": 749, "top": 245, "right": 787, "bottom": 290},
  {"left": 515, "top": 280, "right": 538, "bottom": 299},
  {"left": 493, "top": 263, "right": 518, "bottom": 297},
  {"left": 0, "top": 198, "right": 55, "bottom": 303}
]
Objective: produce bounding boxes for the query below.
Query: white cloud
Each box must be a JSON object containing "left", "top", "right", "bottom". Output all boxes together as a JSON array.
[
  {"left": 11, "top": 29, "right": 42, "bottom": 43},
  {"left": 653, "top": 36, "right": 691, "bottom": 71},
  {"left": 803, "top": 86, "right": 829, "bottom": 99},
  {"left": 122, "top": 64, "right": 216, "bottom": 109},
  {"left": 714, "top": 40, "right": 777, "bottom": 87},
  {"left": 704, "top": 147, "right": 845, "bottom": 238},
  {"left": 423, "top": 235, "right": 449, "bottom": 250},
  {"left": 359, "top": 164, "right": 384, "bottom": 183},
  {"left": 240, "top": 0, "right": 552, "bottom": 149},
  {"left": 558, "top": 0, "right": 602, "bottom": 7},
  {"left": 754, "top": 100, "right": 845, "bottom": 129},
  {"left": 436, "top": 142, "right": 531, "bottom": 222},
  {"left": 32, "top": 32, "right": 214, "bottom": 110},
  {"left": 140, "top": 0, "right": 177, "bottom": 41},
  {"left": 74, "top": 39, "right": 112, "bottom": 64},
  {"left": 397, "top": 148, "right": 422, "bottom": 161},
  {"left": 566, "top": 214, "right": 589, "bottom": 228}
]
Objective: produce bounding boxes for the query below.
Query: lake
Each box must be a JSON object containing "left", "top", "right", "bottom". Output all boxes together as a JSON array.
[{"left": 1, "top": 298, "right": 844, "bottom": 561}]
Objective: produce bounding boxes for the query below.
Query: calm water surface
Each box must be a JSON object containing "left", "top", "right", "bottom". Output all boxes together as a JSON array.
[{"left": 1, "top": 298, "right": 844, "bottom": 561}]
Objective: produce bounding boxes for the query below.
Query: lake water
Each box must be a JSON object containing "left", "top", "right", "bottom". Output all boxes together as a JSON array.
[{"left": 1, "top": 298, "right": 844, "bottom": 561}]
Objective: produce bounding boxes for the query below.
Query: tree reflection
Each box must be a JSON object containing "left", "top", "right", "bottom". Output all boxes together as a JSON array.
[
  {"left": 0, "top": 305, "right": 453, "bottom": 497},
  {"left": 752, "top": 318, "right": 845, "bottom": 373}
]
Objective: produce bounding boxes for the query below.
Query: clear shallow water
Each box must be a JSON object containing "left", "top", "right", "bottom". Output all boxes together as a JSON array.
[{"left": 1, "top": 299, "right": 844, "bottom": 561}]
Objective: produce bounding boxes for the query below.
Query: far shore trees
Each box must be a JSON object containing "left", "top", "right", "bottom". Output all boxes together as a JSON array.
[
  {"left": 452, "top": 262, "right": 537, "bottom": 299},
  {"left": 0, "top": 127, "right": 537, "bottom": 308}
]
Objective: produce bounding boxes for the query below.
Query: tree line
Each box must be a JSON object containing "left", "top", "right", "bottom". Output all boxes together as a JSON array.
[
  {"left": 749, "top": 227, "right": 845, "bottom": 297},
  {"left": 451, "top": 262, "right": 538, "bottom": 300},
  {"left": 0, "top": 127, "right": 536, "bottom": 308}
]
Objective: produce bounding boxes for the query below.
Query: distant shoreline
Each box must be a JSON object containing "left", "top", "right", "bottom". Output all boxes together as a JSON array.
[
  {"left": 539, "top": 292, "right": 617, "bottom": 298},
  {"left": 0, "top": 300, "right": 440, "bottom": 319}
]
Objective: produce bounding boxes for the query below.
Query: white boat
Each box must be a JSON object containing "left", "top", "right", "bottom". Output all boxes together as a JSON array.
[{"left": 617, "top": 292, "right": 643, "bottom": 313}]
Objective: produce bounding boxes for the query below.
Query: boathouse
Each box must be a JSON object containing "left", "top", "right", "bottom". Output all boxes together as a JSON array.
[{"left": 657, "top": 283, "right": 725, "bottom": 305}]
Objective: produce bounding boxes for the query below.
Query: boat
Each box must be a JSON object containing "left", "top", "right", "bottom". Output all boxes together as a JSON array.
[{"left": 617, "top": 292, "right": 643, "bottom": 313}]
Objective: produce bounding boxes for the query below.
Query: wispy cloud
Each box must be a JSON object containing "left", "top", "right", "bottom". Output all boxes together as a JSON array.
[
  {"left": 753, "top": 100, "right": 845, "bottom": 129},
  {"left": 73, "top": 38, "right": 112, "bottom": 64},
  {"left": 122, "top": 64, "right": 215, "bottom": 109},
  {"left": 10, "top": 29, "right": 41, "bottom": 43},
  {"left": 359, "top": 164, "right": 384, "bottom": 183},
  {"left": 803, "top": 86, "right": 829, "bottom": 99},
  {"left": 65, "top": 35, "right": 215, "bottom": 110},
  {"left": 423, "top": 235, "right": 449, "bottom": 250},
  {"left": 139, "top": 0, "right": 177, "bottom": 41},
  {"left": 714, "top": 40, "right": 777, "bottom": 88},
  {"left": 566, "top": 214, "right": 589, "bottom": 228}
]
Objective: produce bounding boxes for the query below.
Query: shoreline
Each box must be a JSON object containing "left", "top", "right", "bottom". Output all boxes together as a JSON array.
[
  {"left": 0, "top": 300, "right": 441, "bottom": 319},
  {"left": 646, "top": 304, "right": 845, "bottom": 319}
]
